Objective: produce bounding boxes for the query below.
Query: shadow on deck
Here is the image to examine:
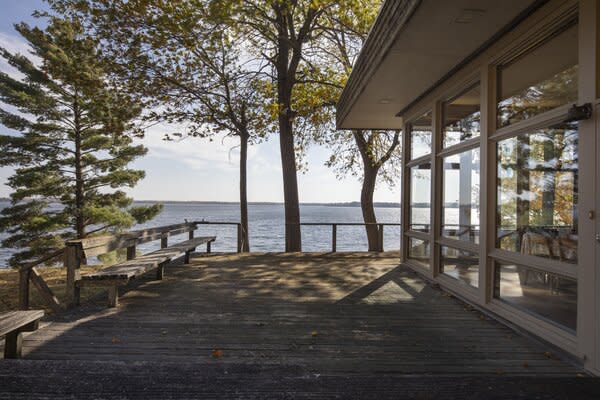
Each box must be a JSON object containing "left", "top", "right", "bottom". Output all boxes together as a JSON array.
[{"left": 2, "top": 252, "right": 599, "bottom": 399}]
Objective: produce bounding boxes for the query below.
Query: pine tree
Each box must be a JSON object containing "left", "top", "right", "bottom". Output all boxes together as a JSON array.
[{"left": 0, "top": 16, "right": 162, "bottom": 267}]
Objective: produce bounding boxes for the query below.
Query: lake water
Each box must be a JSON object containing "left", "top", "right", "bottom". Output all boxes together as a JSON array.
[{"left": 0, "top": 201, "right": 401, "bottom": 267}]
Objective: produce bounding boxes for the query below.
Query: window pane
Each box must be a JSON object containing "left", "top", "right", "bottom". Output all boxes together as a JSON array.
[
  {"left": 409, "top": 163, "right": 431, "bottom": 232},
  {"left": 494, "top": 262, "right": 577, "bottom": 331},
  {"left": 497, "top": 24, "right": 578, "bottom": 128},
  {"left": 408, "top": 237, "right": 430, "bottom": 269},
  {"left": 497, "top": 122, "right": 578, "bottom": 264},
  {"left": 441, "top": 246, "right": 479, "bottom": 288},
  {"left": 443, "top": 148, "right": 480, "bottom": 243},
  {"left": 410, "top": 111, "right": 432, "bottom": 159},
  {"left": 443, "top": 85, "right": 481, "bottom": 148}
]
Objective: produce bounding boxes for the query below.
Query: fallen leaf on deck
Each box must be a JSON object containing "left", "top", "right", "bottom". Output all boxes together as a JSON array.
[
  {"left": 311, "top": 331, "right": 318, "bottom": 337},
  {"left": 522, "top": 362, "right": 529, "bottom": 368},
  {"left": 544, "top": 352, "right": 554, "bottom": 359},
  {"left": 212, "top": 349, "right": 224, "bottom": 358},
  {"left": 111, "top": 337, "right": 121, "bottom": 344}
]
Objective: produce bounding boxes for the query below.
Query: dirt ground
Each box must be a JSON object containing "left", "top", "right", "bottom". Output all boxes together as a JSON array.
[{"left": 0, "top": 265, "right": 106, "bottom": 313}]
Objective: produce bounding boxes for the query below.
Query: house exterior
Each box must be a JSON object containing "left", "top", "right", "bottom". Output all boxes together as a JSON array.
[{"left": 338, "top": 0, "right": 600, "bottom": 374}]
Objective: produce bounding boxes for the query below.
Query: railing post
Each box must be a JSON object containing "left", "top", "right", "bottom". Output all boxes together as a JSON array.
[
  {"left": 237, "top": 223, "right": 242, "bottom": 253},
  {"left": 161, "top": 233, "right": 168, "bottom": 249},
  {"left": 65, "top": 243, "right": 82, "bottom": 307},
  {"left": 18, "top": 268, "right": 31, "bottom": 310},
  {"left": 126, "top": 245, "right": 136, "bottom": 261},
  {"left": 332, "top": 224, "right": 337, "bottom": 252},
  {"left": 378, "top": 224, "right": 384, "bottom": 252}
]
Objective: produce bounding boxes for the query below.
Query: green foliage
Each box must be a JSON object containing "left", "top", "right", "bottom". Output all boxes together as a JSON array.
[
  {"left": 49, "top": 0, "right": 393, "bottom": 251},
  {"left": 326, "top": 130, "right": 401, "bottom": 188},
  {"left": 0, "top": 16, "right": 162, "bottom": 267},
  {"left": 49, "top": 0, "right": 266, "bottom": 143},
  {"left": 97, "top": 247, "right": 131, "bottom": 265},
  {"left": 309, "top": 0, "right": 401, "bottom": 188}
]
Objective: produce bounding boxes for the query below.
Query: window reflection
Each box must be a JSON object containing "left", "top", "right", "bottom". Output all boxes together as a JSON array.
[
  {"left": 410, "top": 111, "right": 432, "bottom": 159},
  {"left": 443, "top": 85, "right": 481, "bottom": 148},
  {"left": 408, "top": 237, "right": 430, "bottom": 269},
  {"left": 441, "top": 246, "right": 479, "bottom": 288},
  {"left": 497, "top": 123, "right": 578, "bottom": 263},
  {"left": 494, "top": 263, "right": 577, "bottom": 331},
  {"left": 442, "top": 148, "right": 480, "bottom": 243},
  {"left": 409, "top": 163, "right": 431, "bottom": 232},
  {"left": 497, "top": 23, "right": 578, "bottom": 128}
]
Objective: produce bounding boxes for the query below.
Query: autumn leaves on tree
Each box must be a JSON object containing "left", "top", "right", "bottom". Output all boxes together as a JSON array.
[{"left": 1, "top": 0, "right": 400, "bottom": 257}]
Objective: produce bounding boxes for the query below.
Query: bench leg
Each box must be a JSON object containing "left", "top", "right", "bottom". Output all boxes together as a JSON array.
[
  {"left": 108, "top": 287, "right": 119, "bottom": 308},
  {"left": 156, "top": 265, "right": 164, "bottom": 280},
  {"left": 4, "top": 331, "right": 23, "bottom": 359},
  {"left": 207, "top": 242, "right": 211, "bottom": 253},
  {"left": 184, "top": 251, "right": 191, "bottom": 264}
]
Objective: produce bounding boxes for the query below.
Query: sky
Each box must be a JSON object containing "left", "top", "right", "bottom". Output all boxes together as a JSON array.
[{"left": 0, "top": 1, "right": 401, "bottom": 203}]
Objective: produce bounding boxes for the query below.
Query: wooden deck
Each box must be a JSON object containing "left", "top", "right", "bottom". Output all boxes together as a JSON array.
[
  {"left": 2, "top": 252, "right": 599, "bottom": 398},
  {"left": 10, "top": 252, "right": 581, "bottom": 373}
]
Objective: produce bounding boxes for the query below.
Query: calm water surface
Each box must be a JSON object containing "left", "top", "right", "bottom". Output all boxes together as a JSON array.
[{"left": 0, "top": 201, "right": 401, "bottom": 267}]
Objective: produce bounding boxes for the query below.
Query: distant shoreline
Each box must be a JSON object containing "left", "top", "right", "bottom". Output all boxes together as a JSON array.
[
  {"left": 0, "top": 198, "right": 401, "bottom": 208},
  {"left": 134, "top": 200, "right": 402, "bottom": 208}
]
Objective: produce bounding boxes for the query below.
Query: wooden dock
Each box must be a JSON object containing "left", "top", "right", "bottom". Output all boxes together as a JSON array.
[{"left": 2, "top": 252, "right": 599, "bottom": 399}]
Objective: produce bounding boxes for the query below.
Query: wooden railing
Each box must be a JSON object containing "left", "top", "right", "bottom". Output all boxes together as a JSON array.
[
  {"left": 297, "top": 223, "right": 401, "bottom": 252},
  {"left": 194, "top": 221, "right": 248, "bottom": 253},
  {"left": 17, "top": 221, "right": 241, "bottom": 310},
  {"left": 17, "top": 220, "right": 394, "bottom": 310},
  {"left": 64, "top": 222, "right": 207, "bottom": 306},
  {"left": 18, "top": 248, "right": 64, "bottom": 312}
]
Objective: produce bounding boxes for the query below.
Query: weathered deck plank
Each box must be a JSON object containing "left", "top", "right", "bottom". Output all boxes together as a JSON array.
[
  {"left": 1, "top": 360, "right": 599, "bottom": 400},
  {"left": 6, "top": 252, "right": 581, "bottom": 377}
]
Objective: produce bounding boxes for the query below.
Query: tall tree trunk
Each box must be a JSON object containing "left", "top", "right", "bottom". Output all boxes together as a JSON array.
[
  {"left": 275, "top": 5, "right": 302, "bottom": 252},
  {"left": 361, "top": 163, "right": 380, "bottom": 251},
  {"left": 239, "top": 132, "right": 250, "bottom": 252},
  {"left": 279, "top": 113, "right": 302, "bottom": 251},
  {"left": 73, "top": 93, "right": 85, "bottom": 239}
]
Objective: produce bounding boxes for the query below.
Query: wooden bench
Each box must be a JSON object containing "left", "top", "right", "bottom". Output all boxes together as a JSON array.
[
  {"left": 65, "top": 223, "right": 216, "bottom": 308},
  {"left": 1, "top": 310, "right": 44, "bottom": 358}
]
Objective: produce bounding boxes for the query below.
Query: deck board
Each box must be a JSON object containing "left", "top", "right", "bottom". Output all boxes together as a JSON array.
[{"left": 7, "top": 252, "right": 581, "bottom": 376}]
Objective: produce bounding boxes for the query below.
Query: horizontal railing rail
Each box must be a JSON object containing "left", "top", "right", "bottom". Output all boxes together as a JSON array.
[
  {"left": 292, "top": 222, "right": 401, "bottom": 252},
  {"left": 194, "top": 221, "right": 248, "bottom": 253}
]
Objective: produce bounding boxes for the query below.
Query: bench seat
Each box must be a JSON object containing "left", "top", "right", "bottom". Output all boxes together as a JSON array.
[
  {"left": 79, "top": 236, "right": 216, "bottom": 307},
  {"left": 1, "top": 310, "right": 44, "bottom": 359}
]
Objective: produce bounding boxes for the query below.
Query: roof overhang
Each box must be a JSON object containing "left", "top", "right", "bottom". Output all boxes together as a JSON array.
[{"left": 336, "top": 0, "right": 548, "bottom": 130}]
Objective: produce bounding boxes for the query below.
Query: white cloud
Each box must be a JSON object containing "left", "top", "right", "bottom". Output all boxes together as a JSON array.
[
  {"left": 0, "top": 31, "right": 39, "bottom": 80},
  {"left": 0, "top": 31, "right": 31, "bottom": 55},
  {"left": 139, "top": 122, "right": 263, "bottom": 172}
]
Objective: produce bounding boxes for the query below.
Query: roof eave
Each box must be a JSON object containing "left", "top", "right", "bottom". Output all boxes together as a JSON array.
[{"left": 336, "top": 0, "right": 422, "bottom": 130}]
